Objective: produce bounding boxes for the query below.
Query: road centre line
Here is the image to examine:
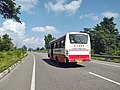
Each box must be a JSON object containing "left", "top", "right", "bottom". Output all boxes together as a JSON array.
[
  {"left": 91, "top": 61, "right": 120, "bottom": 68},
  {"left": 89, "top": 72, "right": 120, "bottom": 86},
  {"left": 30, "top": 53, "right": 36, "bottom": 90}
]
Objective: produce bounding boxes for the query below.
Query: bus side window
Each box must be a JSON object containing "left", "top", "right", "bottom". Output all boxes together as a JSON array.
[
  {"left": 57, "top": 41, "right": 61, "bottom": 48},
  {"left": 61, "top": 39, "right": 65, "bottom": 48},
  {"left": 55, "top": 42, "right": 58, "bottom": 48},
  {"left": 59, "top": 41, "right": 61, "bottom": 48},
  {"left": 54, "top": 43, "right": 56, "bottom": 48},
  {"left": 63, "top": 39, "right": 65, "bottom": 47},
  {"left": 57, "top": 42, "right": 59, "bottom": 48}
]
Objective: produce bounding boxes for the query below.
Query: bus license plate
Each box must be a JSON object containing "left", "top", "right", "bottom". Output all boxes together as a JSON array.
[{"left": 75, "top": 59, "right": 82, "bottom": 63}]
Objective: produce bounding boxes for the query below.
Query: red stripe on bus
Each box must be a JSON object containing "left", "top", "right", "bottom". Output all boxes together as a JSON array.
[{"left": 69, "top": 55, "right": 89, "bottom": 61}]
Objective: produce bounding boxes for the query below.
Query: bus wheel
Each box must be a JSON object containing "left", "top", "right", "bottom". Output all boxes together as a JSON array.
[{"left": 65, "top": 57, "right": 69, "bottom": 64}]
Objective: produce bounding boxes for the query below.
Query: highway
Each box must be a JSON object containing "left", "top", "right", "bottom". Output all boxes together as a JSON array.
[{"left": 0, "top": 52, "right": 120, "bottom": 90}]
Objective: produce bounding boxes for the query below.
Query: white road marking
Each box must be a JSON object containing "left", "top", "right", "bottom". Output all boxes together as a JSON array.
[
  {"left": 89, "top": 72, "right": 120, "bottom": 86},
  {"left": 30, "top": 53, "right": 36, "bottom": 90},
  {"left": 91, "top": 61, "right": 120, "bottom": 68}
]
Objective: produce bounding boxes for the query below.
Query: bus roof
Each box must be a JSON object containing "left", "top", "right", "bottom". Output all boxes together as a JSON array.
[
  {"left": 67, "top": 32, "right": 88, "bottom": 35},
  {"left": 49, "top": 32, "right": 88, "bottom": 44},
  {"left": 49, "top": 34, "right": 66, "bottom": 44}
]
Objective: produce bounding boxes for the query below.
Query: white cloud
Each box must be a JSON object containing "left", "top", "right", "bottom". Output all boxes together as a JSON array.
[
  {"left": 23, "top": 37, "right": 44, "bottom": 48},
  {"left": 16, "top": 0, "right": 39, "bottom": 12},
  {"left": 79, "top": 13, "right": 99, "bottom": 21},
  {"left": 32, "top": 26, "right": 59, "bottom": 34},
  {"left": 65, "top": 0, "right": 82, "bottom": 14},
  {"left": 45, "top": 0, "right": 82, "bottom": 14},
  {"left": 45, "top": 0, "right": 65, "bottom": 13},
  {"left": 102, "top": 12, "right": 119, "bottom": 18},
  {"left": 0, "top": 19, "right": 26, "bottom": 40},
  {"left": 0, "top": 20, "right": 44, "bottom": 49}
]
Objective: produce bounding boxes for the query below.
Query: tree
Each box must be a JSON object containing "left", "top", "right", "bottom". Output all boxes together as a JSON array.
[
  {"left": 28, "top": 48, "right": 33, "bottom": 51},
  {"left": 40, "top": 47, "right": 44, "bottom": 50},
  {"left": 36, "top": 47, "right": 40, "bottom": 51},
  {"left": 44, "top": 34, "right": 55, "bottom": 49},
  {"left": 93, "top": 24, "right": 107, "bottom": 54},
  {"left": 81, "top": 17, "right": 120, "bottom": 55},
  {"left": 21, "top": 45, "right": 27, "bottom": 51},
  {"left": 0, "top": 34, "right": 13, "bottom": 51},
  {"left": 94, "top": 17, "right": 119, "bottom": 55},
  {"left": 0, "top": 0, "right": 21, "bottom": 23}
]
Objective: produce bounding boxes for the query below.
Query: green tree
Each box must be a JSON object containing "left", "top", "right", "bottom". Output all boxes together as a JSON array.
[
  {"left": 21, "top": 45, "right": 27, "bottom": 51},
  {"left": 44, "top": 34, "right": 55, "bottom": 49},
  {"left": 36, "top": 47, "right": 40, "bottom": 51},
  {"left": 94, "top": 17, "right": 119, "bottom": 55},
  {"left": 40, "top": 47, "right": 44, "bottom": 50},
  {"left": 81, "top": 17, "right": 120, "bottom": 55},
  {"left": 0, "top": 34, "right": 13, "bottom": 51},
  {"left": 0, "top": 0, "right": 21, "bottom": 23},
  {"left": 28, "top": 48, "right": 33, "bottom": 51}
]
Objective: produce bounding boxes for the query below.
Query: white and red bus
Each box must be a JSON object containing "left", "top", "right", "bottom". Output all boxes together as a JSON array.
[{"left": 48, "top": 32, "right": 91, "bottom": 64}]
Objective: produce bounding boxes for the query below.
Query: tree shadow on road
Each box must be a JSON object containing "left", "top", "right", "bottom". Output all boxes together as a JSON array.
[{"left": 42, "top": 59, "right": 85, "bottom": 68}]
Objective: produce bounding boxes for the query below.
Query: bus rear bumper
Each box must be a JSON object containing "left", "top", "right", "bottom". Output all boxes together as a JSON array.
[{"left": 68, "top": 55, "right": 90, "bottom": 63}]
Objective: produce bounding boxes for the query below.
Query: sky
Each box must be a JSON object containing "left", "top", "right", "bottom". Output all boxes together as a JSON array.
[{"left": 0, "top": 0, "right": 120, "bottom": 49}]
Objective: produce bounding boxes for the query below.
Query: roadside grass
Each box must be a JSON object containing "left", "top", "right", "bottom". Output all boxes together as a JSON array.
[
  {"left": 91, "top": 56, "right": 120, "bottom": 63},
  {"left": 0, "top": 50, "right": 26, "bottom": 73}
]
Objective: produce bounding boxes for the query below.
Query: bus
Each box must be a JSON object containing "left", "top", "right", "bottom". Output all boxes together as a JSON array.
[{"left": 48, "top": 32, "right": 91, "bottom": 64}]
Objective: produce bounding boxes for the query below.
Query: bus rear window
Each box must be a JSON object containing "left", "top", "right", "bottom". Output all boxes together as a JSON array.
[{"left": 69, "top": 34, "right": 88, "bottom": 44}]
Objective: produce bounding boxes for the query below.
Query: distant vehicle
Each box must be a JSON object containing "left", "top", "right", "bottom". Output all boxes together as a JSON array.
[{"left": 48, "top": 32, "right": 91, "bottom": 64}]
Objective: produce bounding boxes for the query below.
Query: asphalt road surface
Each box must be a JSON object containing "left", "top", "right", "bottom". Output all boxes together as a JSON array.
[{"left": 0, "top": 52, "right": 120, "bottom": 90}]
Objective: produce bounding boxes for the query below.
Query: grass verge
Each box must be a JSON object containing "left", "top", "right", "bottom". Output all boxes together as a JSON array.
[
  {"left": 91, "top": 56, "right": 120, "bottom": 63},
  {"left": 0, "top": 50, "right": 26, "bottom": 73}
]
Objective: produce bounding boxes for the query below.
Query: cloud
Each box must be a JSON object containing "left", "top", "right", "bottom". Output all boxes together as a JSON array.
[
  {"left": 16, "top": 0, "right": 39, "bottom": 12},
  {"left": 102, "top": 12, "right": 119, "bottom": 18},
  {"left": 65, "top": 0, "right": 82, "bottom": 14},
  {"left": 32, "top": 26, "right": 59, "bottom": 34},
  {"left": 45, "top": 0, "right": 82, "bottom": 14},
  {"left": 0, "top": 19, "right": 26, "bottom": 40},
  {"left": 45, "top": 0, "right": 64, "bottom": 13},
  {"left": 23, "top": 37, "right": 44, "bottom": 48},
  {"left": 79, "top": 13, "right": 99, "bottom": 21},
  {"left": 0, "top": 20, "right": 44, "bottom": 49}
]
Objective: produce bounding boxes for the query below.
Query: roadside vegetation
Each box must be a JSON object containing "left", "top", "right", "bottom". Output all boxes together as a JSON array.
[
  {"left": 0, "top": 50, "right": 26, "bottom": 73},
  {"left": 0, "top": 34, "right": 26, "bottom": 73},
  {"left": 81, "top": 17, "right": 120, "bottom": 62},
  {"left": 81, "top": 17, "right": 120, "bottom": 56},
  {"left": 91, "top": 56, "right": 120, "bottom": 63}
]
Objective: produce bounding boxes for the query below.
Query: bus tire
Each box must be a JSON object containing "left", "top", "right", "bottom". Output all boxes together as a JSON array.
[{"left": 65, "top": 57, "right": 69, "bottom": 64}]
